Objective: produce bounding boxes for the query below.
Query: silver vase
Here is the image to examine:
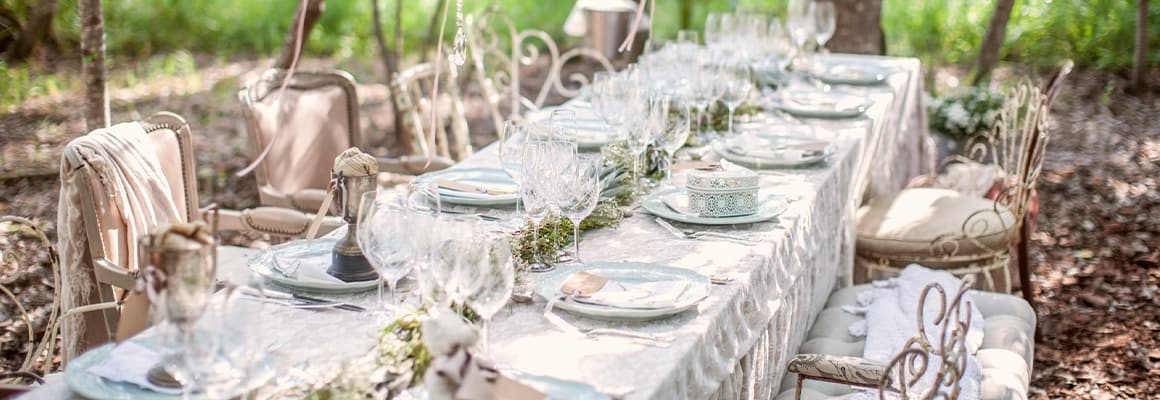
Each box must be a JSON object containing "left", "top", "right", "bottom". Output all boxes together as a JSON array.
[{"left": 327, "top": 172, "right": 379, "bottom": 282}]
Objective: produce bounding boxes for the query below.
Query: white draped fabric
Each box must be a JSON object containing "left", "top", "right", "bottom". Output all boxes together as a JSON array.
[{"left": 27, "top": 54, "right": 926, "bottom": 399}]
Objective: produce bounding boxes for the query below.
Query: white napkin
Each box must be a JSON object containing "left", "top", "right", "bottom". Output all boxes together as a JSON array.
[
  {"left": 86, "top": 341, "right": 183, "bottom": 395},
  {"left": 271, "top": 252, "right": 343, "bottom": 284},
  {"left": 437, "top": 181, "right": 519, "bottom": 200},
  {"left": 726, "top": 141, "right": 829, "bottom": 161},
  {"left": 576, "top": 279, "right": 691, "bottom": 310},
  {"left": 526, "top": 107, "right": 612, "bottom": 145},
  {"left": 660, "top": 191, "right": 699, "bottom": 217},
  {"left": 783, "top": 92, "right": 867, "bottom": 113}
]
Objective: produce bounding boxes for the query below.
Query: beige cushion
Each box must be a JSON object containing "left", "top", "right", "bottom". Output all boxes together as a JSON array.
[{"left": 856, "top": 188, "right": 1017, "bottom": 259}]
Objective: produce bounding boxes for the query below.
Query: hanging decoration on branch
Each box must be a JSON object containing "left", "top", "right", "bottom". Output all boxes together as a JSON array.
[{"left": 450, "top": 0, "right": 467, "bottom": 66}]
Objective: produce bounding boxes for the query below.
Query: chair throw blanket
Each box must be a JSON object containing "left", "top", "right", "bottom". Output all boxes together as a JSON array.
[
  {"left": 57, "top": 122, "right": 183, "bottom": 362},
  {"left": 843, "top": 264, "right": 986, "bottom": 399}
]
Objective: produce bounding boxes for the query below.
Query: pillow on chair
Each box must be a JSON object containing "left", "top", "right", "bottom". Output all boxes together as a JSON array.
[{"left": 856, "top": 188, "right": 1017, "bottom": 260}]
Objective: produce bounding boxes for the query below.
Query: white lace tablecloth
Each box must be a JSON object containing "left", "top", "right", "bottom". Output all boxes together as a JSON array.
[{"left": 24, "top": 54, "right": 926, "bottom": 400}]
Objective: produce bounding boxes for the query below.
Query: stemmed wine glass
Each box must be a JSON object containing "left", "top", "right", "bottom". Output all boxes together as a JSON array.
[
  {"left": 560, "top": 154, "right": 603, "bottom": 262},
  {"left": 518, "top": 135, "right": 576, "bottom": 271},
  {"left": 690, "top": 55, "right": 725, "bottom": 142},
  {"left": 787, "top": 0, "right": 817, "bottom": 70},
  {"left": 622, "top": 88, "right": 654, "bottom": 193},
  {"left": 178, "top": 275, "right": 272, "bottom": 399},
  {"left": 717, "top": 63, "right": 755, "bottom": 135},
  {"left": 591, "top": 72, "right": 627, "bottom": 139},
  {"left": 465, "top": 234, "right": 515, "bottom": 357},
  {"left": 357, "top": 191, "right": 414, "bottom": 314},
  {"left": 814, "top": 1, "right": 837, "bottom": 53},
  {"left": 652, "top": 97, "right": 693, "bottom": 181}
]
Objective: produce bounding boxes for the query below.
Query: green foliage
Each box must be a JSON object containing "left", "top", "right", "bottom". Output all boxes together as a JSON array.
[{"left": 928, "top": 87, "right": 1004, "bottom": 141}]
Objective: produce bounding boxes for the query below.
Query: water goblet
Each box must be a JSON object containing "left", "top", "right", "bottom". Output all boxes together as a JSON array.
[
  {"left": 466, "top": 235, "right": 515, "bottom": 357},
  {"left": 814, "top": 1, "right": 837, "bottom": 53},
  {"left": 560, "top": 154, "right": 603, "bottom": 262}
]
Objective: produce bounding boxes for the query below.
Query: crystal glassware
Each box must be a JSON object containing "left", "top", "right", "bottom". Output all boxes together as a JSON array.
[{"left": 560, "top": 154, "right": 603, "bottom": 262}]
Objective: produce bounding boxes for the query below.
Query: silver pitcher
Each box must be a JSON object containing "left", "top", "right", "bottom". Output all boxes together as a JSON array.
[
  {"left": 327, "top": 171, "right": 379, "bottom": 282},
  {"left": 138, "top": 226, "right": 216, "bottom": 326}
]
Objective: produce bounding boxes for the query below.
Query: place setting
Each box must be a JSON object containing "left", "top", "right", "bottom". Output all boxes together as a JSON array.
[{"left": 642, "top": 163, "right": 790, "bottom": 228}]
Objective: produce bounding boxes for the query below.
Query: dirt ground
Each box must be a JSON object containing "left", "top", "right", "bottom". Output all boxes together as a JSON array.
[{"left": 1, "top": 59, "right": 1158, "bottom": 398}]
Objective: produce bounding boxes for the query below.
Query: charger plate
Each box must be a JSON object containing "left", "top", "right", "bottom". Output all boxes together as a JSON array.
[{"left": 535, "top": 262, "right": 710, "bottom": 321}]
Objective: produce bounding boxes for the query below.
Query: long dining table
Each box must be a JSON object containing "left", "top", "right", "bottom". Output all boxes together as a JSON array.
[{"left": 25, "top": 53, "right": 928, "bottom": 400}]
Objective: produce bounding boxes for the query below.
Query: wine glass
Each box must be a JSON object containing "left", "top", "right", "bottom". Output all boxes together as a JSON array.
[
  {"left": 437, "top": 218, "right": 485, "bottom": 310},
  {"left": 591, "top": 72, "right": 627, "bottom": 140},
  {"left": 704, "top": 13, "right": 725, "bottom": 48},
  {"left": 717, "top": 63, "right": 755, "bottom": 135},
  {"left": 622, "top": 88, "right": 654, "bottom": 193},
  {"left": 652, "top": 97, "right": 693, "bottom": 181},
  {"left": 358, "top": 191, "right": 414, "bottom": 314},
  {"left": 466, "top": 234, "right": 515, "bottom": 357},
  {"left": 560, "top": 154, "right": 603, "bottom": 262},
  {"left": 690, "top": 55, "right": 725, "bottom": 141},
  {"left": 814, "top": 1, "right": 836, "bottom": 53},
  {"left": 498, "top": 120, "right": 524, "bottom": 182},
  {"left": 787, "top": 0, "right": 816, "bottom": 68},
  {"left": 179, "top": 274, "right": 272, "bottom": 398}
]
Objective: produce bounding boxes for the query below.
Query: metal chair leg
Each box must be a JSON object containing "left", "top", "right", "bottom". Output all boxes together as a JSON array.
[{"left": 1018, "top": 216, "right": 1035, "bottom": 311}]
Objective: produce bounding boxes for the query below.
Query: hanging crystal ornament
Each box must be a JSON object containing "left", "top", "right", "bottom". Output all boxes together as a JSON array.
[{"left": 449, "top": 0, "right": 467, "bottom": 65}]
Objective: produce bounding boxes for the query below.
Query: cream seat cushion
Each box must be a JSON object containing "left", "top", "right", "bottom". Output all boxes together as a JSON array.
[
  {"left": 777, "top": 284, "right": 1036, "bottom": 400},
  {"left": 856, "top": 188, "right": 1017, "bottom": 259}
]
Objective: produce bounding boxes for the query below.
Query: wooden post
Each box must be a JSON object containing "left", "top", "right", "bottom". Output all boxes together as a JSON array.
[
  {"left": 79, "top": 0, "right": 108, "bottom": 131},
  {"left": 372, "top": 0, "right": 404, "bottom": 147},
  {"left": 1133, "top": 0, "right": 1149, "bottom": 89},
  {"left": 972, "top": 0, "right": 1015, "bottom": 85}
]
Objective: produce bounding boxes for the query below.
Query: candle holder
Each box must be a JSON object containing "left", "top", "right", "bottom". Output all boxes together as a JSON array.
[{"left": 327, "top": 171, "right": 379, "bottom": 282}]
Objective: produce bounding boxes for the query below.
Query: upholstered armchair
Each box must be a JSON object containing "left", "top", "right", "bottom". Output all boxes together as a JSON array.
[
  {"left": 56, "top": 112, "right": 338, "bottom": 363},
  {"left": 778, "top": 279, "right": 1036, "bottom": 400},
  {"left": 854, "top": 62, "right": 1072, "bottom": 302},
  {"left": 465, "top": 5, "right": 617, "bottom": 132},
  {"left": 238, "top": 69, "right": 454, "bottom": 213}
]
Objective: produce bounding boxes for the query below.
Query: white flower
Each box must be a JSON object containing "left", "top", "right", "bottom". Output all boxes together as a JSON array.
[{"left": 945, "top": 102, "right": 970, "bottom": 130}]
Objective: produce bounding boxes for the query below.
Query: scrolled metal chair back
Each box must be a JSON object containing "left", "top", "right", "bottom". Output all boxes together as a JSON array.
[
  {"left": 391, "top": 61, "right": 472, "bottom": 161},
  {"left": 0, "top": 216, "right": 61, "bottom": 388},
  {"left": 930, "top": 61, "right": 1072, "bottom": 259},
  {"left": 465, "top": 5, "right": 616, "bottom": 131},
  {"left": 879, "top": 279, "right": 975, "bottom": 399}
]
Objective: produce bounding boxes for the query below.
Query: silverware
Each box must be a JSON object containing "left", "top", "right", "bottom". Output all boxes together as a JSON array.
[
  {"left": 240, "top": 286, "right": 366, "bottom": 312},
  {"left": 439, "top": 209, "right": 501, "bottom": 221},
  {"left": 654, "top": 218, "right": 759, "bottom": 245},
  {"left": 543, "top": 295, "right": 672, "bottom": 346},
  {"left": 709, "top": 275, "right": 734, "bottom": 285}
]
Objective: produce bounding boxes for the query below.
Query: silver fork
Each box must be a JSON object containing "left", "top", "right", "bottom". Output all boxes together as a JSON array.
[
  {"left": 654, "top": 218, "right": 759, "bottom": 245},
  {"left": 544, "top": 295, "right": 674, "bottom": 345}
]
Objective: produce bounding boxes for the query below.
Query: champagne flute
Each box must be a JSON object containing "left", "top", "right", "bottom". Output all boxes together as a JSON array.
[
  {"left": 623, "top": 88, "right": 654, "bottom": 193},
  {"left": 560, "top": 154, "right": 603, "bottom": 262},
  {"left": 787, "top": 0, "right": 816, "bottom": 70},
  {"left": 814, "top": 1, "right": 837, "bottom": 53}
]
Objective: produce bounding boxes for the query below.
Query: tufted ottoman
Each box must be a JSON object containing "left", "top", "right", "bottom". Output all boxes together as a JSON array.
[{"left": 774, "top": 284, "right": 1036, "bottom": 400}]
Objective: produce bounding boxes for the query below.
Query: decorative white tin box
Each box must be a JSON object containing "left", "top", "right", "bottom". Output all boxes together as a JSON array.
[{"left": 686, "top": 168, "right": 760, "bottom": 217}]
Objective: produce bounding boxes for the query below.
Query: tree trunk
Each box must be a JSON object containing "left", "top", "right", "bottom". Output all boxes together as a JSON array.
[
  {"left": 7, "top": 0, "right": 57, "bottom": 62},
  {"left": 828, "top": 0, "right": 885, "bottom": 55},
  {"left": 1132, "top": 0, "right": 1148, "bottom": 89},
  {"left": 679, "top": 0, "right": 693, "bottom": 30},
  {"left": 79, "top": 0, "right": 108, "bottom": 131},
  {"left": 972, "top": 0, "right": 1015, "bottom": 85},
  {"left": 372, "top": 0, "right": 404, "bottom": 148},
  {"left": 273, "top": 0, "right": 325, "bottom": 70},
  {"left": 419, "top": 0, "right": 447, "bottom": 63}
]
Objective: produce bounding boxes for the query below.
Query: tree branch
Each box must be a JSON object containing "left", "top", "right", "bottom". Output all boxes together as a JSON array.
[
  {"left": 273, "top": 0, "right": 325, "bottom": 70},
  {"left": 972, "top": 0, "right": 1014, "bottom": 85}
]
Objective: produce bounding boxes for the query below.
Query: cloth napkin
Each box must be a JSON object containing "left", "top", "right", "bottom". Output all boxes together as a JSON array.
[
  {"left": 782, "top": 92, "right": 866, "bottom": 113},
  {"left": 526, "top": 107, "right": 612, "bottom": 145},
  {"left": 268, "top": 242, "right": 344, "bottom": 284},
  {"left": 660, "top": 191, "right": 699, "bottom": 217},
  {"left": 86, "top": 341, "right": 183, "bottom": 395},
  {"left": 726, "top": 140, "right": 832, "bottom": 161},
  {"left": 436, "top": 180, "right": 519, "bottom": 200},
  {"left": 841, "top": 264, "right": 984, "bottom": 400},
  {"left": 562, "top": 274, "right": 691, "bottom": 310}
]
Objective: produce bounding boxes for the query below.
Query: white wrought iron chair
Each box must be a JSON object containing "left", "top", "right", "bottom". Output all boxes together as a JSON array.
[
  {"left": 465, "top": 5, "right": 617, "bottom": 132},
  {"left": 0, "top": 216, "right": 65, "bottom": 394},
  {"left": 780, "top": 279, "right": 1036, "bottom": 400},
  {"left": 239, "top": 69, "right": 454, "bottom": 213},
  {"left": 391, "top": 61, "right": 473, "bottom": 161},
  {"left": 56, "top": 112, "right": 335, "bottom": 363},
  {"left": 854, "top": 62, "right": 1072, "bottom": 299}
]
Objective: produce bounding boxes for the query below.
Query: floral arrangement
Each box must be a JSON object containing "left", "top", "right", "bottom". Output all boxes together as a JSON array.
[{"left": 927, "top": 87, "right": 1004, "bottom": 142}]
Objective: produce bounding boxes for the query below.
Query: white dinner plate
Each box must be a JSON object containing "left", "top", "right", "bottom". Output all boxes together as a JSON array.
[
  {"left": 643, "top": 187, "right": 788, "bottom": 225},
  {"left": 65, "top": 341, "right": 275, "bottom": 400},
  {"left": 416, "top": 168, "right": 520, "bottom": 207},
  {"left": 535, "top": 262, "right": 710, "bottom": 321},
  {"left": 812, "top": 62, "right": 890, "bottom": 85},
  {"left": 712, "top": 135, "right": 836, "bottom": 168},
  {"left": 249, "top": 237, "right": 379, "bottom": 294},
  {"left": 777, "top": 90, "right": 871, "bottom": 119},
  {"left": 506, "top": 370, "right": 611, "bottom": 400}
]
